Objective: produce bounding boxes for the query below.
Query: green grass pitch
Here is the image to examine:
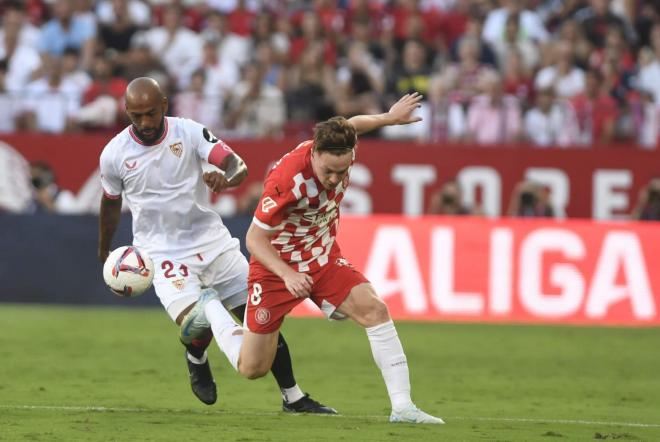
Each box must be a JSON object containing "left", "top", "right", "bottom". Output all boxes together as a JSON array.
[{"left": 1, "top": 304, "right": 659, "bottom": 441}]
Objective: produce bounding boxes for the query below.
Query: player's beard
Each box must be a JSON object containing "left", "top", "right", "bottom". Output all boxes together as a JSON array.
[{"left": 134, "top": 116, "right": 165, "bottom": 144}]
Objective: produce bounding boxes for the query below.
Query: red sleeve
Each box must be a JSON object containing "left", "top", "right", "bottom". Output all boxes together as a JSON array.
[{"left": 253, "top": 173, "right": 298, "bottom": 230}]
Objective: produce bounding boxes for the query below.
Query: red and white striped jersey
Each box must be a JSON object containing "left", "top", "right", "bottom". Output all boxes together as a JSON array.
[{"left": 251, "top": 140, "right": 348, "bottom": 273}]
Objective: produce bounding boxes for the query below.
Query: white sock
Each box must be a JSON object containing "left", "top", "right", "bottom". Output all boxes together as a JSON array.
[
  {"left": 204, "top": 299, "right": 244, "bottom": 371},
  {"left": 186, "top": 351, "right": 208, "bottom": 365},
  {"left": 366, "top": 320, "right": 414, "bottom": 412},
  {"left": 281, "top": 384, "right": 305, "bottom": 404}
]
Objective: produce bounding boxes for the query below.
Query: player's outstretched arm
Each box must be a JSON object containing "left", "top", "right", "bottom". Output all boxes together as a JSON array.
[
  {"left": 246, "top": 222, "right": 313, "bottom": 298},
  {"left": 204, "top": 153, "right": 248, "bottom": 193},
  {"left": 348, "top": 92, "right": 423, "bottom": 135},
  {"left": 98, "top": 194, "right": 122, "bottom": 262}
]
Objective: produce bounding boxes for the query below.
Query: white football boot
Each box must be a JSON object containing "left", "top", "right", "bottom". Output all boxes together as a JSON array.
[
  {"left": 389, "top": 405, "right": 445, "bottom": 424},
  {"left": 180, "top": 288, "right": 219, "bottom": 345}
]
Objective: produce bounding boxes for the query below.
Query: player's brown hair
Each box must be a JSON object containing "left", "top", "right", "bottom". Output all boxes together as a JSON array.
[{"left": 313, "top": 116, "right": 357, "bottom": 155}]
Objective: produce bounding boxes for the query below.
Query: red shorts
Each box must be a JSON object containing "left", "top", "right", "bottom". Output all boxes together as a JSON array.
[{"left": 245, "top": 257, "right": 369, "bottom": 334}]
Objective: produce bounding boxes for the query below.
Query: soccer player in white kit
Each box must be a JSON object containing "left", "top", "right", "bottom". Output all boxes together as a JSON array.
[{"left": 97, "top": 77, "right": 335, "bottom": 413}]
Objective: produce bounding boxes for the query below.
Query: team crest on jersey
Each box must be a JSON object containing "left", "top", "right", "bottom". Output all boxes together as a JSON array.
[
  {"left": 171, "top": 278, "right": 186, "bottom": 290},
  {"left": 261, "top": 197, "right": 277, "bottom": 213},
  {"left": 336, "top": 258, "right": 350, "bottom": 267},
  {"left": 255, "top": 307, "right": 271, "bottom": 325},
  {"left": 169, "top": 142, "right": 183, "bottom": 158},
  {"left": 124, "top": 160, "right": 137, "bottom": 170}
]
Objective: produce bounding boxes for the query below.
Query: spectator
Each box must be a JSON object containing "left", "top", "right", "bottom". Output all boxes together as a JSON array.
[
  {"left": 482, "top": 0, "right": 549, "bottom": 46},
  {"left": 142, "top": 5, "right": 203, "bottom": 90},
  {"left": 73, "top": 56, "right": 127, "bottom": 128},
  {"left": 440, "top": 36, "right": 494, "bottom": 105},
  {"left": 96, "top": 0, "right": 150, "bottom": 28},
  {"left": 61, "top": 47, "right": 92, "bottom": 94},
  {"left": 173, "top": 69, "right": 223, "bottom": 133},
  {"left": 556, "top": 19, "right": 592, "bottom": 68},
  {"left": 0, "top": 1, "right": 41, "bottom": 50},
  {"left": 28, "top": 160, "right": 81, "bottom": 213},
  {"left": 335, "top": 41, "right": 383, "bottom": 118},
  {"left": 17, "top": 57, "right": 81, "bottom": 133},
  {"left": 574, "top": 0, "right": 636, "bottom": 48},
  {"left": 289, "top": 10, "right": 337, "bottom": 67},
  {"left": 386, "top": 39, "right": 431, "bottom": 100},
  {"left": 0, "top": 60, "right": 20, "bottom": 133},
  {"left": 627, "top": 89, "right": 659, "bottom": 149},
  {"left": 201, "top": 10, "right": 251, "bottom": 69},
  {"left": 119, "top": 34, "right": 169, "bottom": 86},
  {"left": 507, "top": 180, "right": 555, "bottom": 218},
  {"left": 524, "top": 88, "right": 579, "bottom": 147},
  {"left": 251, "top": 11, "right": 290, "bottom": 62},
  {"left": 225, "top": 62, "right": 286, "bottom": 138},
  {"left": 0, "top": 6, "right": 42, "bottom": 93},
  {"left": 427, "top": 180, "right": 474, "bottom": 215},
  {"left": 467, "top": 71, "right": 522, "bottom": 145},
  {"left": 502, "top": 50, "right": 534, "bottom": 109},
  {"left": 98, "top": 0, "right": 141, "bottom": 57},
  {"left": 636, "top": 24, "right": 660, "bottom": 107},
  {"left": 492, "top": 13, "right": 539, "bottom": 72},
  {"left": 427, "top": 75, "right": 466, "bottom": 142},
  {"left": 196, "top": 37, "right": 240, "bottom": 100},
  {"left": 535, "top": 40, "right": 586, "bottom": 99},
  {"left": 632, "top": 178, "right": 660, "bottom": 220},
  {"left": 38, "top": 0, "right": 96, "bottom": 70},
  {"left": 286, "top": 42, "right": 336, "bottom": 122},
  {"left": 570, "top": 69, "right": 618, "bottom": 144},
  {"left": 450, "top": 13, "right": 497, "bottom": 67},
  {"left": 253, "top": 40, "right": 285, "bottom": 90},
  {"left": 152, "top": 0, "right": 205, "bottom": 32}
]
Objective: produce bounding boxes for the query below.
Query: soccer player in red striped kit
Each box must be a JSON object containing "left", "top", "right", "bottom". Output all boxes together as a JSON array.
[{"left": 188, "top": 92, "right": 443, "bottom": 423}]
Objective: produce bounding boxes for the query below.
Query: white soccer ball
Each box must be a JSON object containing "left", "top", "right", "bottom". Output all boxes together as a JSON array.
[{"left": 103, "top": 246, "right": 154, "bottom": 297}]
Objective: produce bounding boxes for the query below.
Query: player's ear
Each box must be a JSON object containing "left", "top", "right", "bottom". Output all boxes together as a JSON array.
[{"left": 162, "top": 97, "right": 169, "bottom": 115}]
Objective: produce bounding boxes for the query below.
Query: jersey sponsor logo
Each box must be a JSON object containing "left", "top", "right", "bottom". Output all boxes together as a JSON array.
[
  {"left": 255, "top": 307, "right": 271, "bottom": 325},
  {"left": 261, "top": 197, "right": 277, "bottom": 213},
  {"left": 169, "top": 141, "right": 183, "bottom": 158},
  {"left": 172, "top": 278, "right": 186, "bottom": 290},
  {"left": 202, "top": 127, "right": 219, "bottom": 143},
  {"left": 124, "top": 160, "right": 137, "bottom": 170},
  {"left": 336, "top": 257, "right": 350, "bottom": 267}
]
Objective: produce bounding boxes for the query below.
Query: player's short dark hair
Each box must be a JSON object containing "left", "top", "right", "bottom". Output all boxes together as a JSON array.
[{"left": 313, "top": 116, "right": 357, "bottom": 156}]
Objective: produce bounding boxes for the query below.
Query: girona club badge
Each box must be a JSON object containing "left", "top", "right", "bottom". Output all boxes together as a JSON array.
[
  {"left": 255, "top": 308, "right": 271, "bottom": 325},
  {"left": 169, "top": 142, "right": 183, "bottom": 158}
]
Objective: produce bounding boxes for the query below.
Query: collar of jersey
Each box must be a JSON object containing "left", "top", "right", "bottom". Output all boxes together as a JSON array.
[{"left": 129, "top": 118, "right": 169, "bottom": 147}]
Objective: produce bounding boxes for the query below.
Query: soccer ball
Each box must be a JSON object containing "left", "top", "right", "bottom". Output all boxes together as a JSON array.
[{"left": 103, "top": 246, "right": 154, "bottom": 297}]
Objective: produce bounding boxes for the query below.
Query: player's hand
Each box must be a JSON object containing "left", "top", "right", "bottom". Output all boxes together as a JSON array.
[
  {"left": 203, "top": 171, "right": 230, "bottom": 193},
  {"left": 98, "top": 248, "right": 109, "bottom": 263},
  {"left": 387, "top": 92, "right": 423, "bottom": 125},
  {"left": 283, "top": 270, "right": 313, "bottom": 299}
]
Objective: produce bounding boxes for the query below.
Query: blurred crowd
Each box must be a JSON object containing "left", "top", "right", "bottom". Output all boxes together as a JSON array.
[{"left": 1, "top": 0, "right": 660, "bottom": 148}]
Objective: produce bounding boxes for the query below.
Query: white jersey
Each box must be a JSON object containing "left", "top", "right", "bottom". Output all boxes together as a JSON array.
[{"left": 100, "top": 116, "right": 238, "bottom": 263}]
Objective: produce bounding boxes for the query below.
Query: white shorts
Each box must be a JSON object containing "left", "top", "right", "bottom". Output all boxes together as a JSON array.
[{"left": 152, "top": 247, "right": 249, "bottom": 322}]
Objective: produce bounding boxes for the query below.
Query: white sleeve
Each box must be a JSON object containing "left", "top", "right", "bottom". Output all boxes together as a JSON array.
[{"left": 99, "top": 147, "right": 122, "bottom": 198}]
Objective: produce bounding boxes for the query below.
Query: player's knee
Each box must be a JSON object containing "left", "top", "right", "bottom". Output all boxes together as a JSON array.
[
  {"left": 238, "top": 361, "right": 269, "bottom": 380},
  {"left": 362, "top": 298, "right": 391, "bottom": 327}
]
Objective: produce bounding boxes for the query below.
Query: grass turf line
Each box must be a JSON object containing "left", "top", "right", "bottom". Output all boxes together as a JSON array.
[{"left": 1, "top": 304, "right": 659, "bottom": 441}]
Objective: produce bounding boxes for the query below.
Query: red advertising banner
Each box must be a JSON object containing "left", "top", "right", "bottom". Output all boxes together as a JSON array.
[
  {"left": 1, "top": 133, "right": 659, "bottom": 218},
  {"left": 291, "top": 216, "right": 660, "bottom": 326}
]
